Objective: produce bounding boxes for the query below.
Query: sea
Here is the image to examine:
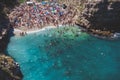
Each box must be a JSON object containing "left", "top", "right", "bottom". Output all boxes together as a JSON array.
[{"left": 7, "top": 26, "right": 120, "bottom": 80}]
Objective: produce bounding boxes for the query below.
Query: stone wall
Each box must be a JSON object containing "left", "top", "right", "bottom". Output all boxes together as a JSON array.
[{"left": 78, "top": 0, "right": 120, "bottom": 33}]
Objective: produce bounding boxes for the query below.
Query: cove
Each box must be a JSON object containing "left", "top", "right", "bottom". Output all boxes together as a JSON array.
[{"left": 7, "top": 26, "right": 120, "bottom": 80}]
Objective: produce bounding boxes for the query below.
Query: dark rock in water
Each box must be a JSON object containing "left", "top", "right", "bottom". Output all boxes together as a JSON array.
[
  {"left": 77, "top": 0, "right": 120, "bottom": 36},
  {"left": 0, "top": 55, "right": 23, "bottom": 80}
]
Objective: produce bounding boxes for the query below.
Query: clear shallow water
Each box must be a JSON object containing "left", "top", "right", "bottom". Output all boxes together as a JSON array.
[{"left": 7, "top": 26, "right": 120, "bottom": 80}]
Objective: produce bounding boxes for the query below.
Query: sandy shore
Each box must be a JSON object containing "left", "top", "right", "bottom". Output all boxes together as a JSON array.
[{"left": 14, "top": 25, "right": 63, "bottom": 36}]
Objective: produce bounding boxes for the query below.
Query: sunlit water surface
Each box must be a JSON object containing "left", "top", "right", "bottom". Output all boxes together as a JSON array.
[{"left": 7, "top": 26, "right": 120, "bottom": 80}]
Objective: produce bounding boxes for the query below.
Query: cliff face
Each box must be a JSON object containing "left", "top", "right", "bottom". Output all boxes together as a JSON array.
[
  {"left": 0, "top": 55, "right": 23, "bottom": 80},
  {"left": 0, "top": 0, "right": 17, "bottom": 53},
  {"left": 78, "top": 0, "right": 120, "bottom": 34},
  {"left": 0, "top": 1, "right": 23, "bottom": 80}
]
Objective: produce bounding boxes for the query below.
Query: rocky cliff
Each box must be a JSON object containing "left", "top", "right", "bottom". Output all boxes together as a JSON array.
[
  {"left": 0, "top": 0, "right": 23, "bottom": 80},
  {"left": 77, "top": 0, "right": 120, "bottom": 36},
  {"left": 0, "top": 55, "right": 23, "bottom": 80}
]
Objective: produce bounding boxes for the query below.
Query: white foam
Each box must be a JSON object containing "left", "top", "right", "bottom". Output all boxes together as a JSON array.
[
  {"left": 14, "top": 26, "right": 57, "bottom": 35},
  {"left": 27, "top": 26, "right": 58, "bottom": 34}
]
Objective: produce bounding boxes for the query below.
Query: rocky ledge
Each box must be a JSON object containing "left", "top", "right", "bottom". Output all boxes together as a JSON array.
[
  {"left": 77, "top": 0, "right": 120, "bottom": 38},
  {"left": 0, "top": 55, "right": 23, "bottom": 80},
  {"left": 0, "top": 0, "right": 23, "bottom": 80}
]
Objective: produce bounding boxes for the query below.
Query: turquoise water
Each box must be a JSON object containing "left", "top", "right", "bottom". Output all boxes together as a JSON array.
[{"left": 7, "top": 26, "right": 120, "bottom": 80}]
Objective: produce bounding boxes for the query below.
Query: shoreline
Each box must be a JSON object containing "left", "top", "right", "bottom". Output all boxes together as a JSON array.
[
  {"left": 76, "top": 24, "right": 120, "bottom": 40},
  {"left": 14, "top": 24, "right": 120, "bottom": 40},
  {"left": 14, "top": 26, "right": 56, "bottom": 35},
  {"left": 13, "top": 24, "right": 120, "bottom": 40},
  {"left": 13, "top": 25, "right": 64, "bottom": 36}
]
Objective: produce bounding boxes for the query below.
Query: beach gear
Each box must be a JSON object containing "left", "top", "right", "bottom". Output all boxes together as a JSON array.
[
  {"left": 59, "top": 12, "right": 63, "bottom": 16},
  {"left": 41, "top": 1, "right": 47, "bottom": 5},
  {"left": 26, "top": 1, "right": 33, "bottom": 5},
  {"left": 63, "top": 4, "right": 67, "bottom": 9}
]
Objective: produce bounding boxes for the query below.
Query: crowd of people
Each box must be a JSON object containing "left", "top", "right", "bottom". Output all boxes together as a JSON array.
[{"left": 9, "top": 1, "right": 78, "bottom": 30}]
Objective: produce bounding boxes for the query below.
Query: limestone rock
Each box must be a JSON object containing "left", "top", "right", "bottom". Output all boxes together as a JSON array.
[
  {"left": 78, "top": 0, "right": 120, "bottom": 33},
  {"left": 0, "top": 1, "right": 23, "bottom": 80},
  {"left": 0, "top": 55, "right": 23, "bottom": 80}
]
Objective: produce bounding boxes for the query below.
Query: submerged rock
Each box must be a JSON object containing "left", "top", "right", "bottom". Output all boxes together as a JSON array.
[{"left": 0, "top": 54, "right": 23, "bottom": 80}]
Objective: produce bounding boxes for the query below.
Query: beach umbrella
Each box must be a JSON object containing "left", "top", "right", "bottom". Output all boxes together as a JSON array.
[{"left": 41, "top": 1, "right": 47, "bottom": 5}]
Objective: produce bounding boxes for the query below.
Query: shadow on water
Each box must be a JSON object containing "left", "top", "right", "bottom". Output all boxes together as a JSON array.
[
  {"left": 0, "top": 2, "right": 15, "bottom": 53},
  {"left": 0, "top": 0, "right": 20, "bottom": 51},
  {"left": 0, "top": 1, "right": 23, "bottom": 80}
]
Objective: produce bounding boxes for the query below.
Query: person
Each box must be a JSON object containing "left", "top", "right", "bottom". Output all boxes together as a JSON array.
[
  {"left": 62, "top": 4, "right": 67, "bottom": 9},
  {"left": 9, "top": 1, "right": 78, "bottom": 30}
]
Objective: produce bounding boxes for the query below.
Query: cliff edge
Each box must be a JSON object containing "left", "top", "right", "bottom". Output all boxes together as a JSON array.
[
  {"left": 0, "top": 0, "right": 23, "bottom": 80},
  {"left": 77, "top": 0, "right": 120, "bottom": 37},
  {"left": 0, "top": 55, "right": 23, "bottom": 80}
]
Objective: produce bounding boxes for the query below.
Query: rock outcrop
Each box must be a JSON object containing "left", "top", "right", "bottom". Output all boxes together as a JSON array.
[
  {"left": 0, "top": 0, "right": 23, "bottom": 80},
  {"left": 0, "top": 55, "right": 23, "bottom": 80},
  {"left": 77, "top": 0, "right": 120, "bottom": 36}
]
